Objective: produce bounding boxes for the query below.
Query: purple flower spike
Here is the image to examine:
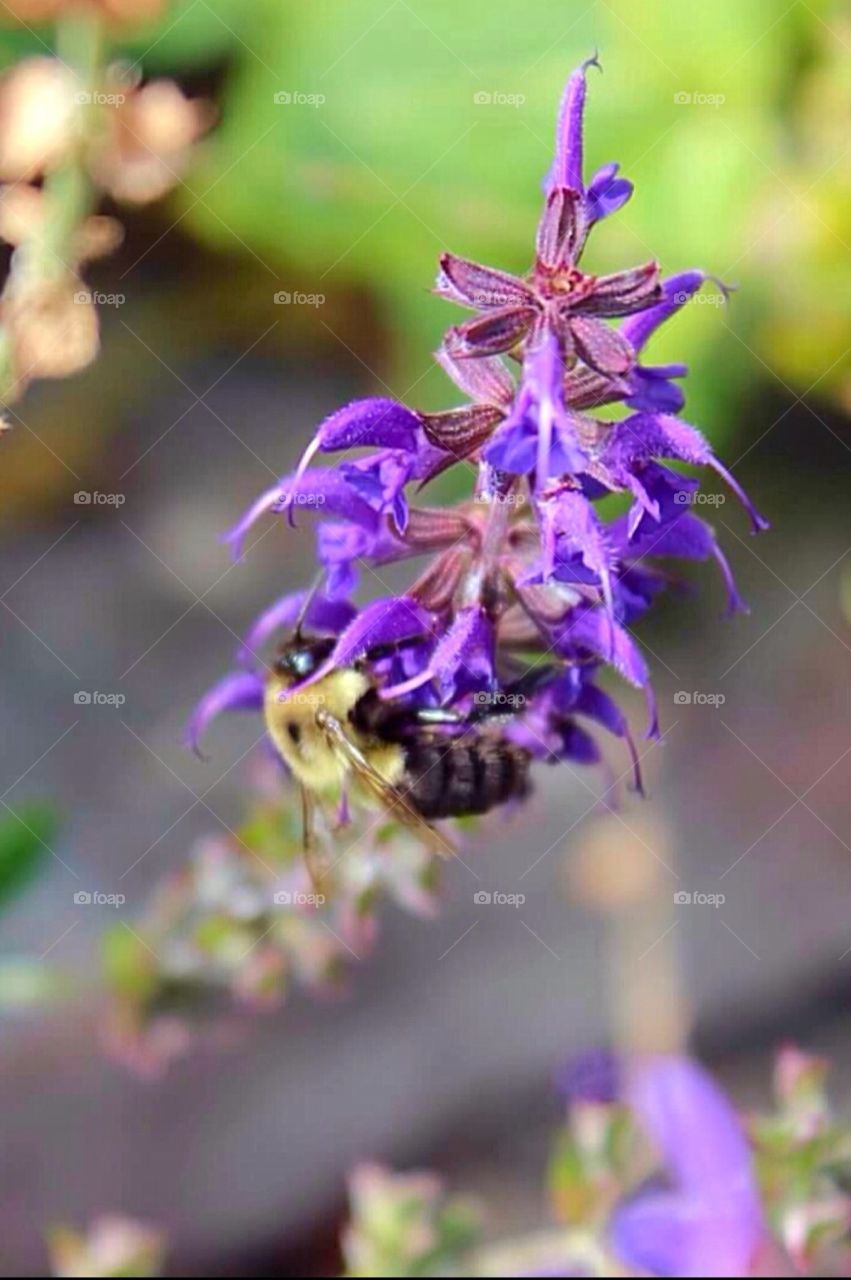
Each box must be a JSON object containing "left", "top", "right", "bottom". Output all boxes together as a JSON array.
[
  {"left": 186, "top": 670, "right": 265, "bottom": 757},
  {"left": 200, "top": 56, "right": 770, "bottom": 819},
  {"left": 611, "top": 1057, "right": 766, "bottom": 1278}
]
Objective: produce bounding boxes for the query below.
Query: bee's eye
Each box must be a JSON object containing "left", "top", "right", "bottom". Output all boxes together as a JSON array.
[{"left": 287, "top": 722, "right": 302, "bottom": 744}]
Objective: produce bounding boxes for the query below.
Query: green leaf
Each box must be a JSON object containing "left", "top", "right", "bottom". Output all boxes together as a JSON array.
[{"left": 0, "top": 803, "right": 56, "bottom": 910}]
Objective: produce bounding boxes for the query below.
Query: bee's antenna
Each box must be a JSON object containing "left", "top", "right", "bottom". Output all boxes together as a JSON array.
[{"left": 294, "top": 571, "right": 325, "bottom": 640}]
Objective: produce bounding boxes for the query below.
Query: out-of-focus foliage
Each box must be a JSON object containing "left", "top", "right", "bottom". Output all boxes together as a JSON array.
[
  {"left": 338, "top": 1050, "right": 851, "bottom": 1277},
  {"left": 102, "top": 758, "right": 441, "bottom": 1076},
  {"left": 1, "top": 0, "right": 846, "bottom": 433},
  {"left": 47, "top": 1214, "right": 164, "bottom": 1279},
  {"left": 0, "top": 802, "right": 55, "bottom": 908}
]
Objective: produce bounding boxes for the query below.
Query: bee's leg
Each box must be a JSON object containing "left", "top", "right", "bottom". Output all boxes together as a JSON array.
[
  {"left": 300, "top": 784, "right": 316, "bottom": 851},
  {"left": 299, "top": 785, "right": 328, "bottom": 894},
  {"left": 335, "top": 785, "right": 351, "bottom": 829},
  {"left": 316, "top": 708, "right": 455, "bottom": 858}
]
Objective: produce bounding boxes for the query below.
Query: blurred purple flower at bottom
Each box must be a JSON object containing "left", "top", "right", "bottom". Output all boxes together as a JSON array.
[
  {"left": 611, "top": 1057, "right": 766, "bottom": 1278},
  {"left": 555, "top": 1048, "right": 621, "bottom": 1105}
]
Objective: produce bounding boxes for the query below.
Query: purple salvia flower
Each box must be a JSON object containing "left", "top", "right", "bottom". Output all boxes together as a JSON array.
[
  {"left": 192, "top": 56, "right": 767, "bottom": 818},
  {"left": 611, "top": 1056, "right": 767, "bottom": 1278}
]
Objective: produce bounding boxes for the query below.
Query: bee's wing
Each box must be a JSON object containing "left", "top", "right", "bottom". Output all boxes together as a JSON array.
[{"left": 316, "top": 710, "right": 455, "bottom": 858}]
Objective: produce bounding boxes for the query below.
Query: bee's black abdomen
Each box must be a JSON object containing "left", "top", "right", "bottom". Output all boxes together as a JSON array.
[{"left": 404, "top": 736, "right": 531, "bottom": 820}]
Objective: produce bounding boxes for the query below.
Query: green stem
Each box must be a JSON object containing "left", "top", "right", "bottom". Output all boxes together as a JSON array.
[
  {"left": 31, "top": 8, "right": 103, "bottom": 278},
  {"left": 0, "top": 8, "right": 105, "bottom": 404}
]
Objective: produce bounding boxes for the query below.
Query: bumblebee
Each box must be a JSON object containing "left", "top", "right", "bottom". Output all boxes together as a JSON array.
[{"left": 264, "top": 632, "right": 532, "bottom": 859}]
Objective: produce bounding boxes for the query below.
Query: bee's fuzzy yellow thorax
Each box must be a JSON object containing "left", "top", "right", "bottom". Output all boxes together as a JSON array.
[{"left": 263, "top": 667, "right": 405, "bottom": 800}]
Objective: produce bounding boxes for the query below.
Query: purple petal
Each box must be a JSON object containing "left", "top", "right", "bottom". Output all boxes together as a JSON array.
[
  {"left": 223, "top": 484, "right": 285, "bottom": 561},
  {"left": 330, "top": 596, "right": 434, "bottom": 669},
  {"left": 315, "top": 397, "right": 422, "bottom": 453},
  {"left": 556, "top": 605, "right": 648, "bottom": 690},
  {"left": 185, "top": 670, "right": 264, "bottom": 756},
  {"left": 339, "top": 451, "right": 415, "bottom": 530},
  {"left": 556, "top": 1048, "right": 621, "bottom": 1104},
  {"left": 380, "top": 605, "right": 494, "bottom": 702},
  {"left": 586, "top": 161, "right": 633, "bottom": 222},
  {"left": 603, "top": 413, "right": 767, "bottom": 533},
  {"left": 549, "top": 54, "right": 601, "bottom": 193},
  {"left": 626, "top": 365, "right": 688, "bottom": 414},
  {"left": 275, "top": 467, "right": 382, "bottom": 531},
  {"left": 485, "top": 416, "right": 538, "bottom": 474},
  {"left": 239, "top": 591, "right": 357, "bottom": 660},
  {"left": 576, "top": 682, "right": 644, "bottom": 793},
  {"left": 648, "top": 513, "right": 748, "bottom": 617},
  {"left": 620, "top": 270, "right": 707, "bottom": 352},
  {"left": 612, "top": 1057, "right": 765, "bottom": 1278},
  {"left": 541, "top": 489, "right": 617, "bottom": 616}
]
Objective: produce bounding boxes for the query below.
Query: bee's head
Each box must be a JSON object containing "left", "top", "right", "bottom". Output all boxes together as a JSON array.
[{"left": 273, "top": 635, "right": 336, "bottom": 684}]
